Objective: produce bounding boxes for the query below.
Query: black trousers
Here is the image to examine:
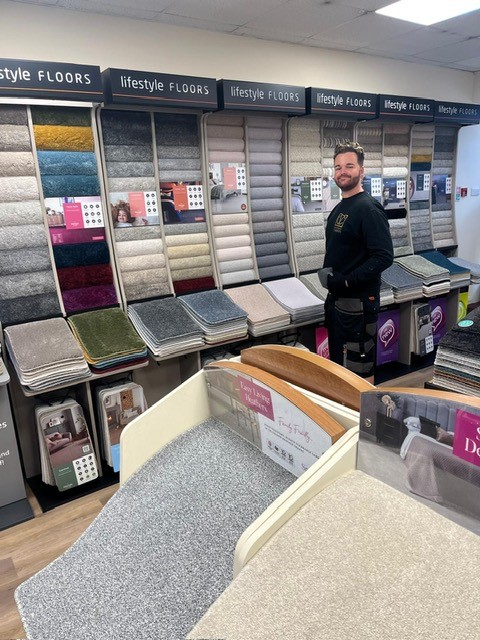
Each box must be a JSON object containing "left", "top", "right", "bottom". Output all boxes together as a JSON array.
[{"left": 325, "top": 293, "right": 380, "bottom": 378}]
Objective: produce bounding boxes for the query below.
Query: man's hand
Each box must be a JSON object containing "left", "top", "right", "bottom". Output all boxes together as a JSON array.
[{"left": 327, "top": 271, "right": 348, "bottom": 295}]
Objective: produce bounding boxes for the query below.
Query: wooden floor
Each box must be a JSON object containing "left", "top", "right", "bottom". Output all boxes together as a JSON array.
[{"left": 0, "top": 367, "right": 433, "bottom": 640}]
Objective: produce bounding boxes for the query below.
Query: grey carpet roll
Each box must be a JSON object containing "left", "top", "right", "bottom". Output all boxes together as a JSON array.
[
  {"left": 206, "top": 125, "right": 244, "bottom": 140},
  {"left": 383, "top": 156, "right": 408, "bottom": 167},
  {"left": 247, "top": 116, "right": 282, "bottom": 128},
  {"left": 249, "top": 187, "right": 283, "bottom": 199},
  {"left": 0, "top": 151, "right": 35, "bottom": 176},
  {"left": 165, "top": 233, "right": 209, "bottom": 247},
  {"left": 292, "top": 212, "right": 325, "bottom": 230},
  {"left": 432, "top": 216, "right": 453, "bottom": 226},
  {"left": 251, "top": 210, "right": 285, "bottom": 223},
  {"left": 0, "top": 224, "right": 48, "bottom": 250},
  {"left": 252, "top": 231, "right": 286, "bottom": 245},
  {"left": 295, "top": 239, "right": 324, "bottom": 258},
  {"left": 248, "top": 140, "right": 282, "bottom": 153},
  {"left": 384, "top": 135, "right": 410, "bottom": 146},
  {"left": 164, "top": 222, "right": 207, "bottom": 236},
  {"left": 106, "top": 161, "right": 154, "bottom": 178},
  {"left": 257, "top": 254, "right": 289, "bottom": 268},
  {"left": 297, "top": 254, "right": 323, "bottom": 272},
  {"left": 0, "top": 200, "right": 43, "bottom": 225},
  {"left": 158, "top": 158, "right": 201, "bottom": 171},
  {"left": 158, "top": 170, "right": 202, "bottom": 182},
  {"left": 433, "top": 224, "right": 454, "bottom": 234},
  {"left": 214, "top": 224, "right": 251, "bottom": 238},
  {"left": 206, "top": 139, "right": 244, "bottom": 152},
  {"left": 289, "top": 162, "right": 321, "bottom": 176},
  {"left": 208, "top": 151, "right": 245, "bottom": 163},
  {"left": 122, "top": 268, "right": 169, "bottom": 287},
  {"left": 169, "top": 255, "right": 212, "bottom": 270},
  {"left": 214, "top": 235, "right": 252, "bottom": 250},
  {"left": 250, "top": 198, "right": 284, "bottom": 212},
  {"left": 167, "top": 243, "right": 211, "bottom": 258},
  {"left": 207, "top": 115, "right": 244, "bottom": 126},
  {"left": 246, "top": 127, "right": 282, "bottom": 141},
  {"left": 433, "top": 152, "right": 453, "bottom": 160},
  {"left": 212, "top": 213, "right": 249, "bottom": 226},
  {"left": 0, "top": 246, "right": 52, "bottom": 275},
  {"left": 219, "top": 258, "right": 255, "bottom": 274},
  {"left": 103, "top": 144, "right": 153, "bottom": 162},
  {"left": 0, "top": 270, "right": 57, "bottom": 300},
  {"left": 410, "top": 200, "right": 430, "bottom": 211},
  {"left": 249, "top": 163, "right": 282, "bottom": 177},
  {"left": 258, "top": 264, "right": 291, "bottom": 279},
  {"left": 434, "top": 143, "right": 455, "bottom": 153},
  {"left": 382, "top": 167, "right": 409, "bottom": 178},
  {"left": 101, "top": 109, "right": 152, "bottom": 134},
  {"left": 118, "top": 254, "right": 166, "bottom": 272},
  {"left": 248, "top": 152, "right": 282, "bottom": 164},
  {"left": 101, "top": 123, "right": 153, "bottom": 147},
  {"left": 250, "top": 175, "right": 283, "bottom": 188},
  {"left": 216, "top": 246, "right": 252, "bottom": 261},
  {"left": 253, "top": 221, "right": 285, "bottom": 233},
  {"left": 0, "top": 292, "right": 61, "bottom": 325},
  {"left": 124, "top": 281, "right": 171, "bottom": 301},
  {"left": 293, "top": 225, "right": 323, "bottom": 242},
  {"left": 114, "top": 225, "right": 162, "bottom": 242},
  {"left": 154, "top": 113, "right": 199, "bottom": 142},
  {"left": 108, "top": 177, "right": 156, "bottom": 192},
  {"left": 0, "top": 124, "right": 32, "bottom": 152},
  {"left": 0, "top": 105, "right": 28, "bottom": 125},
  {"left": 289, "top": 130, "right": 321, "bottom": 147},
  {"left": 255, "top": 242, "right": 288, "bottom": 257},
  {"left": 157, "top": 145, "right": 201, "bottom": 159},
  {"left": 432, "top": 203, "right": 451, "bottom": 212},
  {"left": 0, "top": 176, "right": 39, "bottom": 201},
  {"left": 221, "top": 269, "right": 256, "bottom": 285},
  {"left": 116, "top": 239, "right": 164, "bottom": 258}
]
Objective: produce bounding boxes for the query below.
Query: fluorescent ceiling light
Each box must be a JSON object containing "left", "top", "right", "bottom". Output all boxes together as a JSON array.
[{"left": 376, "top": 0, "right": 480, "bottom": 26}]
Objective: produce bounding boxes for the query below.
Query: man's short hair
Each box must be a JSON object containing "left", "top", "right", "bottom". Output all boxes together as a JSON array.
[{"left": 333, "top": 141, "right": 365, "bottom": 166}]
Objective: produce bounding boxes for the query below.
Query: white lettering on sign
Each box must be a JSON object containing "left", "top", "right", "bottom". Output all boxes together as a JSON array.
[{"left": 0, "top": 65, "right": 92, "bottom": 85}]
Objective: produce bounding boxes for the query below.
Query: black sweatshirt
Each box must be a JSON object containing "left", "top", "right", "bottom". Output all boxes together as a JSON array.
[{"left": 323, "top": 190, "right": 394, "bottom": 297}]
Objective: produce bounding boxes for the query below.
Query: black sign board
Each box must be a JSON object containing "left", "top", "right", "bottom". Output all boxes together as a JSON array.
[
  {"left": 103, "top": 68, "right": 217, "bottom": 109},
  {"left": 378, "top": 94, "right": 434, "bottom": 121},
  {"left": 0, "top": 58, "right": 102, "bottom": 101},
  {"left": 307, "top": 87, "right": 377, "bottom": 119},
  {"left": 218, "top": 79, "right": 305, "bottom": 113},
  {"left": 435, "top": 101, "right": 480, "bottom": 125}
]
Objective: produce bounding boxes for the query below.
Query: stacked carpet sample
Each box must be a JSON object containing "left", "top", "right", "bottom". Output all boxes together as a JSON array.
[
  {"left": 207, "top": 114, "right": 257, "bottom": 285},
  {"left": 410, "top": 125, "right": 434, "bottom": 252},
  {"left": 381, "top": 262, "right": 424, "bottom": 303},
  {"left": 298, "top": 272, "right": 328, "bottom": 302},
  {"left": 450, "top": 257, "right": 480, "bottom": 284},
  {"left": 127, "top": 297, "right": 204, "bottom": 357},
  {"left": 101, "top": 109, "right": 171, "bottom": 301},
  {"left": 156, "top": 113, "right": 215, "bottom": 294},
  {"left": 432, "top": 126, "right": 457, "bottom": 249},
  {"left": 356, "top": 123, "right": 383, "bottom": 176},
  {"left": 262, "top": 277, "right": 324, "bottom": 323},
  {"left": 68, "top": 308, "right": 148, "bottom": 373},
  {"left": 433, "top": 307, "right": 480, "bottom": 395},
  {"left": 179, "top": 289, "right": 248, "bottom": 344},
  {"left": 15, "top": 419, "right": 294, "bottom": 640},
  {"left": 288, "top": 118, "right": 325, "bottom": 273},
  {"left": 224, "top": 283, "right": 291, "bottom": 336},
  {"left": 32, "top": 106, "right": 118, "bottom": 312},
  {"left": 395, "top": 254, "right": 450, "bottom": 297},
  {"left": 421, "top": 250, "right": 470, "bottom": 289},
  {"left": 0, "top": 104, "right": 61, "bottom": 324},
  {"left": 4, "top": 317, "right": 91, "bottom": 391},
  {"left": 247, "top": 116, "right": 291, "bottom": 280},
  {"left": 188, "top": 471, "right": 480, "bottom": 640}
]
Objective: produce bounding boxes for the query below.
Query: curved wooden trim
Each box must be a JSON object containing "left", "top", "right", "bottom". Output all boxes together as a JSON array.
[
  {"left": 207, "top": 360, "right": 346, "bottom": 443},
  {"left": 241, "top": 345, "right": 374, "bottom": 411}
]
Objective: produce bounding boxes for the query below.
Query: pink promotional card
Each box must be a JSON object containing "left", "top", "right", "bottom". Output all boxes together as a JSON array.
[
  {"left": 223, "top": 166, "right": 237, "bottom": 190},
  {"left": 315, "top": 327, "right": 330, "bottom": 359},
  {"left": 453, "top": 410, "right": 480, "bottom": 469},
  {"left": 128, "top": 192, "right": 148, "bottom": 217}
]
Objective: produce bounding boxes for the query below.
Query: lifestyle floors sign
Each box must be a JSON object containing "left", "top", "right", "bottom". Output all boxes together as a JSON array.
[{"left": 0, "top": 59, "right": 102, "bottom": 101}]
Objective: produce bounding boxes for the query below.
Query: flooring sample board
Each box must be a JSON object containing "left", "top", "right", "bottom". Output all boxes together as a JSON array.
[{"left": 15, "top": 419, "right": 294, "bottom": 640}]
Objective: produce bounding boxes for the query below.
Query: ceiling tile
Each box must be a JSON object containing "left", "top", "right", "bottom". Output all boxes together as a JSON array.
[
  {"left": 152, "top": 12, "right": 239, "bottom": 33},
  {"left": 413, "top": 38, "right": 480, "bottom": 63},
  {"left": 164, "top": 0, "right": 288, "bottom": 26},
  {"left": 301, "top": 37, "right": 361, "bottom": 51},
  {"left": 448, "top": 56, "right": 480, "bottom": 71},
  {"left": 434, "top": 11, "right": 480, "bottom": 37},
  {"left": 58, "top": 0, "right": 173, "bottom": 16},
  {"left": 232, "top": 26, "right": 306, "bottom": 44},
  {"left": 365, "top": 28, "right": 467, "bottom": 56},
  {"left": 311, "top": 12, "right": 420, "bottom": 47},
  {"left": 332, "top": 0, "right": 393, "bottom": 10},
  {"left": 243, "top": 0, "right": 363, "bottom": 39},
  {"left": 10, "top": 0, "right": 59, "bottom": 5}
]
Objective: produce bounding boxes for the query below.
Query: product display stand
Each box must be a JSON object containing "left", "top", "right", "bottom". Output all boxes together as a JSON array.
[{"left": 0, "top": 359, "right": 34, "bottom": 530}]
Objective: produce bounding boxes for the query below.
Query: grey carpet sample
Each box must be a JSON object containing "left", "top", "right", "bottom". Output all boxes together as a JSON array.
[
  {"left": 0, "top": 246, "right": 52, "bottom": 275},
  {"left": 188, "top": 470, "right": 480, "bottom": 640},
  {"left": 252, "top": 221, "right": 285, "bottom": 233},
  {"left": 108, "top": 176, "right": 156, "bottom": 192},
  {"left": 103, "top": 144, "right": 153, "bottom": 162},
  {"left": 0, "top": 176, "right": 39, "bottom": 201},
  {"left": 15, "top": 419, "right": 294, "bottom": 640},
  {"left": 250, "top": 175, "right": 283, "bottom": 188},
  {"left": 0, "top": 224, "right": 49, "bottom": 250},
  {"left": 31, "top": 106, "right": 92, "bottom": 127},
  {"left": 0, "top": 104, "right": 28, "bottom": 125},
  {"left": 0, "top": 151, "right": 35, "bottom": 176},
  {"left": 114, "top": 225, "right": 162, "bottom": 243},
  {"left": 0, "top": 293, "right": 61, "bottom": 325},
  {"left": 0, "top": 270, "right": 57, "bottom": 300},
  {"left": 164, "top": 222, "right": 207, "bottom": 236},
  {"left": 0, "top": 200, "right": 43, "bottom": 225},
  {"left": 0, "top": 124, "right": 33, "bottom": 151},
  {"left": 179, "top": 289, "right": 248, "bottom": 324},
  {"left": 249, "top": 163, "right": 282, "bottom": 176},
  {"left": 128, "top": 297, "right": 204, "bottom": 344},
  {"left": 100, "top": 110, "right": 152, "bottom": 145},
  {"left": 219, "top": 258, "right": 255, "bottom": 273},
  {"left": 106, "top": 161, "right": 154, "bottom": 178}
]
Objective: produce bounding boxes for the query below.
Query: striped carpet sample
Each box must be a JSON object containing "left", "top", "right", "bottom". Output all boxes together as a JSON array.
[
  {"left": 356, "top": 123, "right": 383, "bottom": 176},
  {"left": 207, "top": 114, "right": 256, "bottom": 286},
  {"left": 409, "top": 125, "right": 434, "bottom": 253},
  {"left": 156, "top": 112, "right": 214, "bottom": 293},
  {"left": 32, "top": 106, "right": 118, "bottom": 312},
  {"left": 100, "top": 109, "right": 171, "bottom": 301},
  {"left": 247, "top": 116, "right": 291, "bottom": 280},
  {"left": 432, "top": 126, "right": 457, "bottom": 249},
  {"left": 0, "top": 105, "right": 61, "bottom": 324}
]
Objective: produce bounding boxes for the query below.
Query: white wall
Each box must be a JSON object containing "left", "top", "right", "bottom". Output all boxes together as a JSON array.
[
  {"left": 455, "top": 124, "right": 480, "bottom": 302},
  {"left": 0, "top": 0, "right": 476, "bottom": 102}
]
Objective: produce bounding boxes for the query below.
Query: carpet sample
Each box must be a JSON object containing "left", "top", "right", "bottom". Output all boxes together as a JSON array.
[
  {"left": 173, "top": 277, "right": 216, "bottom": 295},
  {"left": 56, "top": 264, "right": 114, "bottom": 290},
  {"left": 0, "top": 176, "right": 39, "bottom": 202},
  {"left": 0, "top": 224, "right": 49, "bottom": 251},
  {"left": 0, "top": 246, "right": 52, "bottom": 275},
  {"left": 188, "top": 470, "right": 480, "bottom": 640},
  {"left": 0, "top": 124, "right": 32, "bottom": 151},
  {"left": 37, "top": 151, "right": 98, "bottom": 176},
  {"left": 62, "top": 285, "right": 119, "bottom": 313},
  {"left": 0, "top": 151, "right": 35, "bottom": 176},
  {"left": 31, "top": 106, "right": 92, "bottom": 127},
  {"left": 0, "top": 293, "right": 61, "bottom": 326},
  {"left": 53, "top": 242, "right": 111, "bottom": 268},
  {"left": 0, "top": 104, "right": 28, "bottom": 125},
  {"left": 33, "top": 125, "right": 94, "bottom": 151},
  {"left": 41, "top": 174, "right": 100, "bottom": 198},
  {"left": 0, "top": 270, "right": 57, "bottom": 300}
]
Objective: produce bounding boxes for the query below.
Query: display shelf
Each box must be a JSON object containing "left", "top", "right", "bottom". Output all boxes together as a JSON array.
[{"left": 375, "top": 350, "right": 437, "bottom": 385}]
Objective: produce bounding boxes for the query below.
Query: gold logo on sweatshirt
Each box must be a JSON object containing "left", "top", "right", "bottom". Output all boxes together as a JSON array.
[{"left": 334, "top": 213, "right": 348, "bottom": 232}]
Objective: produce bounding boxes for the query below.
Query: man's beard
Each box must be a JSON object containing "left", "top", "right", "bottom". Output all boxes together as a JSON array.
[{"left": 334, "top": 172, "right": 362, "bottom": 192}]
